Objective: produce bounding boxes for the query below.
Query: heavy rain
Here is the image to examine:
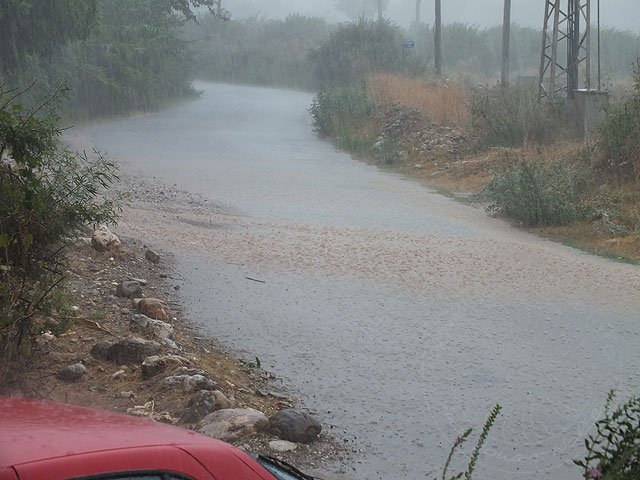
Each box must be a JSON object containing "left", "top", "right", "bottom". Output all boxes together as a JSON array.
[{"left": 2, "top": 2, "right": 640, "bottom": 480}]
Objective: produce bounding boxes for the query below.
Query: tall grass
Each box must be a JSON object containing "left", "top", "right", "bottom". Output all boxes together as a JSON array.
[
  {"left": 369, "top": 73, "right": 470, "bottom": 126},
  {"left": 597, "top": 57, "right": 640, "bottom": 179},
  {"left": 470, "top": 84, "right": 570, "bottom": 148},
  {"left": 485, "top": 155, "right": 590, "bottom": 227}
]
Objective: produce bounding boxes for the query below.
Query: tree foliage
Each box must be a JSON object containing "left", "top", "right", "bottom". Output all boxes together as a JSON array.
[
  {"left": 312, "top": 18, "right": 403, "bottom": 88},
  {"left": 0, "top": 86, "right": 119, "bottom": 379},
  {"left": 3, "top": 0, "right": 218, "bottom": 118},
  {"left": 0, "top": 0, "right": 99, "bottom": 71}
]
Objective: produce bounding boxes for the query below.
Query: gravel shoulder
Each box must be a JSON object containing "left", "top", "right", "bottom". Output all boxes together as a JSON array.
[{"left": 3, "top": 173, "right": 347, "bottom": 478}]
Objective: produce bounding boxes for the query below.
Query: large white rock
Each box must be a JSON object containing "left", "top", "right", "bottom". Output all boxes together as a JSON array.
[
  {"left": 91, "top": 225, "right": 121, "bottom": 252},
  {"left": 198, "top": 408, "right": 268, "bottom": 442}
]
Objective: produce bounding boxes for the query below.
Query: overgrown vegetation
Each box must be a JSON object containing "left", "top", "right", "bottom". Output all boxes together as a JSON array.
[
  {"left": 575, "top": 391, "right": 640, "bottom": 480},
  {"left": 485, "top": 155, "right": 590, "bottom": 227},
  {"left": 470, "top": 84, "right": 570, "bottom": 147},
  {"left": 185, "top": 14, "right": 332, "bottom": 90},
  {"left": 312, "top": 18, "right": 405, "bottom": 88},
  {"left": 2, "top": 0, "right": 218, "bottom": 119},
  {"left": 310, "top": 85, "right": 374, "bottom": 140},
  {"left": 0, "top": 87, "right": 119, "bottom": 382},
  {"left": 597, "top": 57, "right": 640, "bottom": 179}
]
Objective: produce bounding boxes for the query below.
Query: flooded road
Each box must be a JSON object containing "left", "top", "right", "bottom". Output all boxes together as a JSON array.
[{"left": 75, "top": 83, "right": 640, "bottom": 480}]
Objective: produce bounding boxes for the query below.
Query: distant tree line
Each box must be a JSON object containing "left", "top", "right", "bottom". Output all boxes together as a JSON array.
[
  {"left": 187, "top": 14, "right": 640, "bottom": 92},
  {"left": 0, "top": 0, "right": 218, "bottom": 118}
]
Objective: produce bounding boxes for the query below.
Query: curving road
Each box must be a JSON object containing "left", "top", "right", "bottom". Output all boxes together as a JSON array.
[{"left": 74, "top": 82, "right": 640, "bottom": 480}]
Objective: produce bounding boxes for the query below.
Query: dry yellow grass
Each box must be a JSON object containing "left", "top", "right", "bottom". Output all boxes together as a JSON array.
[{"left": 369, "top": 72, "right": 471, "bottom": 126}]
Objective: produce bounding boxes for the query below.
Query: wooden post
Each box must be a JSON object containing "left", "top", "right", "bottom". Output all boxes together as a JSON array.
[
  {"left": 434, "top": 0, "right": 442, "bottom": 76},
  {"left": 501, "top": 0, "right": 511, "bottom": 86}
]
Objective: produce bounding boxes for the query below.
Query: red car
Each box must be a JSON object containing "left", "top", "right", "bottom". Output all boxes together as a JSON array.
[{"left": 0, "top": 397, "right": 311, "bottom": 480}]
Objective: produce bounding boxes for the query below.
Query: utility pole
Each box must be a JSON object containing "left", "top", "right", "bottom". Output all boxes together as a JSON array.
[
  {"left": 377, "top": 0, "right": 383, "bottom": 19},
  {"left": 501, "top": 0, "right": 512, "bottom": 86},
  {"left": 434, "top": 0, "right": 442, "bottom": 76},
  {"left": 416, "top": 0, "right": 422, "bottom": 24}
]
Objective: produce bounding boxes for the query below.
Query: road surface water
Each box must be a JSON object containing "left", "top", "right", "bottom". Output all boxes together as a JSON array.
[{"left": 74, "top": 83, "right": 640, "bottom": 480}]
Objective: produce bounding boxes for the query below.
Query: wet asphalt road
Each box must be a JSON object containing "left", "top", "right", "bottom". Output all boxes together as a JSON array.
[{"left": 74, "top": 82, "right": 640, "bottom": 480}]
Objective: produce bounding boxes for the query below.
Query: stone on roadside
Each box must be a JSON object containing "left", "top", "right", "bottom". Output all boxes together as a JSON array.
[
  {"left": 56, "top": 362, "right": 88, "bottom": 382},
  {"left": 136, "top": 298, "right": 170, "bottom": 321},
  {"left": 105, "top": 337, "right": 162, "bottom": 365},
  {"left": 179, "top": 390, "right": 233, "bottom": 424},
  {"left": 198, "top": 408, "right": 268, "bottom": 442},
  {"left": 91, "top": 226, "right": 121, "bottom": 252},
  {"left": 90, "top": 341, "right": 112, "bottom": 361},
  {"left": 162, "top": 373, "right": 216, "bottom": 392},
  {"left": 145, "top": 249, "right": 161, "bottom": 264},
  {"left": 129, "top": 277, "right": 148, "bottom": 286},
  {"left": 141, "top": 354, "right": 191, "bottom": 380},
  {"left": 269, "top": 440, "right": 298, "bottom": 452},
  {"left": 268, "top": 409, "right": 322, "bottom": 444},
  {"left": 130, "top": 314, "right": 174, "bottom": 340},
  {"left": 116, "top": 280, "right": 143, "bottom": 299},
  {"left": 162, "top": 338, "right": 179, "bottom": 350}
]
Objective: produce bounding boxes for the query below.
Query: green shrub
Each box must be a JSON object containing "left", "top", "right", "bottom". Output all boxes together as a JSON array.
[
  {"left": 575, "top": 391, "right": 640, "bottom": 480},
  {"left": 309, "top": 85, "right": 374, "bottom": 139},
  {"left": 0, "top": 86, "right": 119, "bottom": 379},
  {"left": 597, "top": 57, "right": 640, "bottom": 179},
  {"left": 485, "top": 157, "right": 589, "bottom": 227},
  {"left": 310, "top": 18, "right": 404, "bottom": 88},
  {"left": 470, "top": 84, "right": 568, "bottom": 148}
]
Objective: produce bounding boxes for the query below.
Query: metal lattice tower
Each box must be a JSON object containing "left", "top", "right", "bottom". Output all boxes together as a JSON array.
[{"left": 539, "top": 0, "right": 592, "bottom": 101}]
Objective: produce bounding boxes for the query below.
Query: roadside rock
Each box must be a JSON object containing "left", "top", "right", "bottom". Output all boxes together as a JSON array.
[
  {"left": 179, "top": 390, "right": 233, "bottom": 424},
  {"left": 130, "top": 314, "right": 174, "bottom": 340},
  {"left": 90, "top": 341, "right": 112, "bottom": 361},
  {"left": 163, "top": 373, "right": 216, "bottom": 392},
  {"left": 127, "top": 401, "right": 177, "bottom": 424},
  {"left": 198, "top": 408, "right": 268, "bottom": 442},
  {"left": 268, "top": 409, "right": 322, "bottom": 444},
  {"left": 116, "top": 280, "right": 143, "bottom": 299},
  {"left": 56, "top": 363, "right": 88, "bottom": 382},
  {"left": 141, "top": 354, "right": 191, "bottom": 380},
  {"left": 105, "top": 337, "right": 162, "bottom": 365},
  {"left": 136, "top": 298, "right": 170, "bottom": 321},
  {"left": 91, "top": 226, "right": 121, "bottom": 252},
  {"left": 145, "top": 249, "right": 161, "bottom": 264},
  {"left": 269, "top": 440, "right": 298, "bottom": 452}
]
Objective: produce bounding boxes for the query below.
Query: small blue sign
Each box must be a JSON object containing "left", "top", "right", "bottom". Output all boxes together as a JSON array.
[{"left": 403, "top": 41, "right": 416, "bottom": 49}]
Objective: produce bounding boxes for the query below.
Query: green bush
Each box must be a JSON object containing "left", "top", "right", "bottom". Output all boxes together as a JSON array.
[
  {"left": 575, "top": 391, "right": 640, "bottom": 480},
  {"left": 485, "top": 157, "right": 589, "bottom": 227},
  {"left": 470, "top": 84, "right": 568, "bottom": 148},
  {"left": 309, "top": 85, "right": 374, "bottom": 138},
  {"left": 0, "top": 86, "right": 119, "bottom": 379},
  {"left": 597, "top": 57, "right": 640, "bottom": 179},
  {"left": 311, "top": 18, "right": 404, "bottom": 88}
]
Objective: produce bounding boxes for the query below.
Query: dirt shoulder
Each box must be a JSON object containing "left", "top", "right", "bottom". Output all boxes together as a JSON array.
[{"left": 2, "top": 174, "right": 346, "bottom": 478}]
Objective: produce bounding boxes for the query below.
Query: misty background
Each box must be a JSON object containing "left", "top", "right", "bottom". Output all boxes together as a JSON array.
[{"left": 224, "top": 0, "right": 640, "bottom": 32}]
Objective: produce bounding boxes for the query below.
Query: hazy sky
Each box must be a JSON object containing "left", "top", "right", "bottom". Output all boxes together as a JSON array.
[{"left": 224, "top": 0, "right": 640, "bottom": 32}]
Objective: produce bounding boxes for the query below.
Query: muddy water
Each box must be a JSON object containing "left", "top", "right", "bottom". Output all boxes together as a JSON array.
[{"left": 75, "top": 83, "right": 640, "bottom": 480}]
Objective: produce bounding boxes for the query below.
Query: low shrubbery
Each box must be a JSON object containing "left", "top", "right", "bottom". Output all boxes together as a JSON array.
[
  {"left": 470, "top": 84, "right": 569, "bottom": 148},
  {"left": 485, "top": 155, "right": 590, "bottom": 227},
  {"left": 309, "top": 85, "right": 374, "bottom": 151},
  {"left": 597, "top": 57, "right": 640, "bottom": 179},
  {"left": 0, "top": 86, "right": 119, "bottom": 380},
  {"left": 369, "top": 73, "right": 470, "bottom": 127},
  {"left": 576, "top": 391, "right": 640, "bottom": 480}
]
